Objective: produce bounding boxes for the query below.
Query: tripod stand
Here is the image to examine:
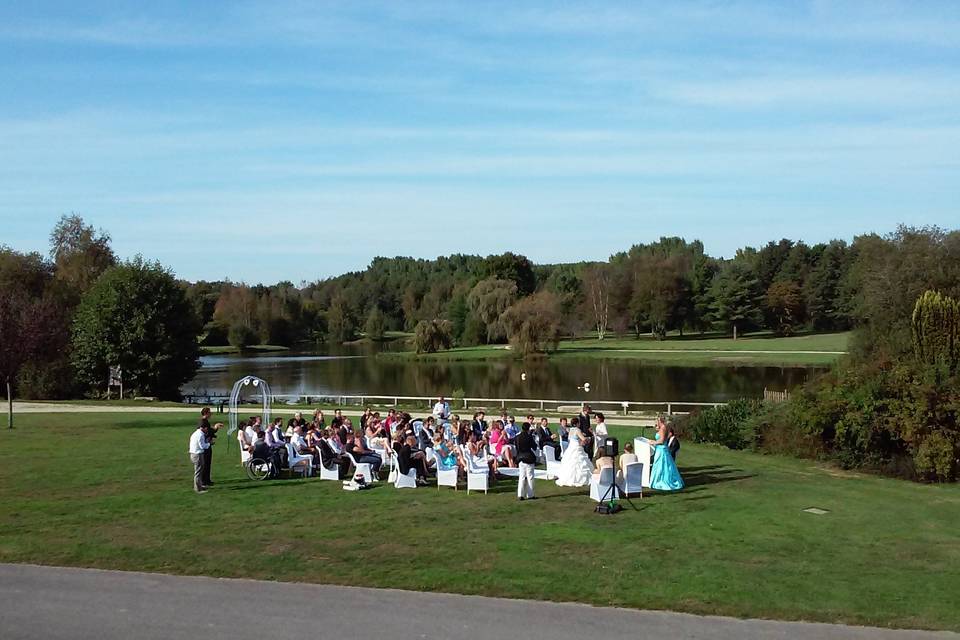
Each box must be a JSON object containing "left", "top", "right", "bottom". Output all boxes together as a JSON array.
[{"left": 596, "top": 470, "right": 639, "bottom": 513}]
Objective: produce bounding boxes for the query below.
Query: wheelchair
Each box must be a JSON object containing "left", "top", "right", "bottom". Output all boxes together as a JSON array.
[{"left": 244, "top": 456, "right": 276, "bottom": 481}]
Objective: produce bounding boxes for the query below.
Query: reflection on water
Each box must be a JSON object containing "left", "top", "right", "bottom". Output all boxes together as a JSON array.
[{"left": 186, "top": 343, "right": 822, "bottom": 403}]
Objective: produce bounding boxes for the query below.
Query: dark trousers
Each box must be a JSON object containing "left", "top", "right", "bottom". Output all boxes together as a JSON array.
[{"left": 202, "top": 446, "right": 213, "bottom": 485}]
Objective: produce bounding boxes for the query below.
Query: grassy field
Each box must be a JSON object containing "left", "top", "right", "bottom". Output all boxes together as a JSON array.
[
  {"left": 199, "top": 344, "right": 290, "bottom": 355},
  {"left": 381, "top": 332, "right": 850, "bottom": 366},
  {"left": 1, "top": 412, "right": 958, "bottom": 631}
]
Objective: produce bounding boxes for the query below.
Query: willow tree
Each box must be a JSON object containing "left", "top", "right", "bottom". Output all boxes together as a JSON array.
[{"left": 912, "top": 290, "right": 959, "bottom": 374}]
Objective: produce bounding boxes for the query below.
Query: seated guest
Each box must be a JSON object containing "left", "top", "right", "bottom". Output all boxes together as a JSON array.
[
  {"left": 317, "top": 432, "right": 348, "bottom": 478},
  {"left": 347, "top": 431, "right": 383, "bottom": 476},
  {"left": 365, "top": 421, "right": 392, "bottom": 460},
  {"left": 417, "top": 417, "right": 435, "bottom": 451},
  {"left": 534, "top": 417, "right": 561, "bottom": 460},
  {"left": 489, "top": 421, "right": 516, "bottom": 468},
  {"left": 395, "top": 435, "right": 430, "bottom": 485},
  {"left": 466, "top": 432, "right": 496, "bottom": 475},
  {"left": 592, "top": 446, "right": 615, "bottom": 480},
  {"left": 471, "top": 411, "right": 487, "bottom": 440},
  {"left": 265, "top": 418, "right": 286, "bottom": 448},
  {"left": 443, "top": 416, "right": 458, "bottom": 442},
  {"left": 619, "top": 442, "right": 639, "bottom": 477},
  {"left": 288, "top": 411, "right": 307, "bottom": 431},
  {"left": 455, "top": 418, "right": 471, "bottom": 446},
  {"left": 556, "top": 417, "right": 570, "bottom": 448},
  {"left": 312, "top": 408, "right": 325, "bottom": 429},
  {"left": 432, "top": 432, "right": 462, "bottom": 471},
  {"left": 236, "top": 419, "right": 252, "bottom": 453},
  {"left": 504, "top": 416, "right": 519, "bottom": 441},
  {"left": 244, "top": 419, "right": 259, "bottom": 448},
  {"left": 292, "top": 425, "right": 318, "bottom": 465},
  {"left": 324, "top": 428, "right": 350, "bottom": 469}
]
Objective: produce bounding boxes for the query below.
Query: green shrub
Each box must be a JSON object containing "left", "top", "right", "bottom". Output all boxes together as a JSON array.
[{"left": 680, "top": 399, "right": 763, "bottom": 450}]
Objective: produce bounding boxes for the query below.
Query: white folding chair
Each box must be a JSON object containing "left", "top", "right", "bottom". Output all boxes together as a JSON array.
[
  {"left": 589, "top": 467, "right": 615, "bottom": 502},
  {"left": 621, "top": 461, "right": 644, "bottom": 497},
  {"left": 461, "top": 445, "right": 489, "bottom": 494},
  {"left": 285, "top": 443, "right": 313, "bottom": 478},
  {"left": 435, "top": 455, "right": 458, "bottom": 491},
  {"left": 392, "top": 457, "right": 417, "bottom": 489},
  {"left": 345, "top": 452, "right": 373, "bottom": 484},
  {"left": 543, "top": 445, "right": 561, "bottom": 480}
]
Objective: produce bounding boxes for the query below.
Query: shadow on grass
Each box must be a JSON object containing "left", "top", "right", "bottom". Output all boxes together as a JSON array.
[{"left": 680, "top": 465, "right": 756, "bottom": 488}]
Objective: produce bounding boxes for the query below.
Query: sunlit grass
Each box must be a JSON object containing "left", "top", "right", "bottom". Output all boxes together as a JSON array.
[{"left": 1, "top": 410, "right": 957, "bottom": 631}]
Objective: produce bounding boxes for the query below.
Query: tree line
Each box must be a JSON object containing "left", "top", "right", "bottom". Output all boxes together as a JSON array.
[
  {"left": 195, "top": 235, "right": 856, "bottom": 354},
  {"left": 1, "top": 215, "right": 954, "bottom": 409}
]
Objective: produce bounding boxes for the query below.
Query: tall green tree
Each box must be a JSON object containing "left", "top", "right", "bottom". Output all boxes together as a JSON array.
[
  {"left": 467, "top": 277, "right": 518, "bottom": 342},
  {"left": 364, "top": 306, "right": 386, "bottom": 341},
  {"left": 710, "top": 262, "right": 763, "bottom": 340},
  {"left": 49, "top": 214, "right": 116, "bottom": 296},
  {"left": 0, "top": 289, "right": 64, "bottom": 427},
  {"left": 806, "top": 240, "right": 850, "bottom": 330},
  {"left": 71, "top": 258, "right": 200, "bottom": 399},
  {"left": 499, "top": 292, "right": 562, "bottom": 355}
]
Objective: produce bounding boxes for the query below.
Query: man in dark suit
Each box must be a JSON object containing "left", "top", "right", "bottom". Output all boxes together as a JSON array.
[
  {"left": 515, "top": 422, "right": 538, "bottom": 500},
  {"left": 471, "top": 411, "right": 487, "bottom": 440},
  {"left": 198, "top": 407, "right": 219, "bottom": 487},
  {"left": 533, "top": 417, "right": 561, "bottom": 461},
  {"left": 396, "top": 436, "right": 429, "bottom": 485}
]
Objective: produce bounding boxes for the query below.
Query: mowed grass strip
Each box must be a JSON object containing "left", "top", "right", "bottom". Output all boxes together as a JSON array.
[
  {"left": 1, "top": 411, "right": 957, "bottom": 631},
  {"left": 380, "top": 332, "right": 851, "bottom": 366}
]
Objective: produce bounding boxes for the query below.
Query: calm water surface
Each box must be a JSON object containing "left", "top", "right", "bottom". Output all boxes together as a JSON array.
[{"left": 185, "top": 343, "right": 821, "bottom": 403}]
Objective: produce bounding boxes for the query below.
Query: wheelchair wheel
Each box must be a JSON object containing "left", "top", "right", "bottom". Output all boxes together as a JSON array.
[{"left": 245, "top": 457, "right": 271, "bottom": 481}]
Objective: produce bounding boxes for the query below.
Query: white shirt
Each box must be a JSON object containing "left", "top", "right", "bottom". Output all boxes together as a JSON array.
[
  {"left": 326, "top": 437, "right": 342, "bottom": 454},
  {"left": 188, "top": 429, "right": 209, "bottom": 455},
  {"left": 293, "top": 433, "right": 308, "bottom": 452},
  {"left": 265, "top": 426, "right": 285, "bottom": 447},
  {"left": 244, "top": 425, "right": 258, "bottom": 444},
  {"left": 433, "top": 401, "right": 449, "bottom": 418},
  {"left": 595, "top": 421, "right": 608, "bottom": 438}
]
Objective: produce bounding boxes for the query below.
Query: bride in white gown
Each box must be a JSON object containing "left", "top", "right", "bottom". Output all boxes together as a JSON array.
[{"left": 555, "top": 426, "right": 593, "bottom": 487}]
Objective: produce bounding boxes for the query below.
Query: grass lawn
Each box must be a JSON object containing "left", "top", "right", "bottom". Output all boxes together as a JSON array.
[
  {"left": 1, "top": 412, "right": 957, "bottom": 631},
  {"left": 380, "top": 332, "right": 851, "bottom": 367},
  {"left": 199, "top": 344, "right": 291, "bottom": 355}
]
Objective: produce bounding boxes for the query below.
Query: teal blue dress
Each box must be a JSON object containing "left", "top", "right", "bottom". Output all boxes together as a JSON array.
[{"left": 650, "top": 443, "right": 684, "bottom": 491}]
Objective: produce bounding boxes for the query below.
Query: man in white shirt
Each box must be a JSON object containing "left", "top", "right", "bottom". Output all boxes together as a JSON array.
[
  {"left": 432, "top": 397, "right": 450, "bottom": 421},
  {"left": 188, "top": 425, "right": 211, "bottom": 493}
]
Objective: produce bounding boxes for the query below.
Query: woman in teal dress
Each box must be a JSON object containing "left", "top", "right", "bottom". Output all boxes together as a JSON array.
[{"left": 648, "top": 417, "right": 684, "bottom": 491}]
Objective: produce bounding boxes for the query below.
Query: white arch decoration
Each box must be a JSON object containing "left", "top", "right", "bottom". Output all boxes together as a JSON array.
[{"left": 228, "top": 376, "right": 273, "bottom": 437}]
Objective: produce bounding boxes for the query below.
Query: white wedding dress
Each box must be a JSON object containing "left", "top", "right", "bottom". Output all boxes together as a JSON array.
[{"left": 555, "top": 428, "right": 593, "bottom": 487}]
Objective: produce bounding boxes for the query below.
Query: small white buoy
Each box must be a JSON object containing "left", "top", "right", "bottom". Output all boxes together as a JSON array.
[
  {"left": 521, "top": 372, "right": 527, "bottom": 381},
  {"left": 583, "top": 382, "right": 591, "bottom": 392}
]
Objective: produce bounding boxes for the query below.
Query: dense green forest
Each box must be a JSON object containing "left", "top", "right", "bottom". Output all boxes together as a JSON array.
[{"left": 190, "top": 235, "right": 855, "bottom": 352}]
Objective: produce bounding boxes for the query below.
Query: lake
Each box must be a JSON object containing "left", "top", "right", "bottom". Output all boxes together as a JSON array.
[{"left": 185, "top": 343, "right": 821, "bottom": 404}]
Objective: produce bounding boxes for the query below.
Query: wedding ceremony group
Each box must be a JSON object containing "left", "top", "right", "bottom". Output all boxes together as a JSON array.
[{"left": 188, "top": 400, "right": 685, "bottom": 500}]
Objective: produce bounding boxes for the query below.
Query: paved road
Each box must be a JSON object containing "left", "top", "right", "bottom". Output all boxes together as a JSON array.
[{"left": 0, "top": 564, "right": 953, "bottom": 640}]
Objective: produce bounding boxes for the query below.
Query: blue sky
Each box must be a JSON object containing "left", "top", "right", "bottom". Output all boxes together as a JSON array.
[{"left": 1, "top": 1, "right": 958, "bottom": 284}]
